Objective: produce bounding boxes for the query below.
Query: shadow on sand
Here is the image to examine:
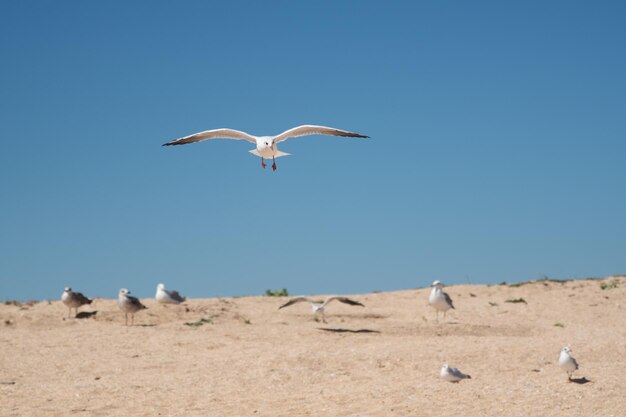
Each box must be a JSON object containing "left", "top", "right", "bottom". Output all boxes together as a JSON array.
[
  {"left": 317, "top": 328, "right": 380, "bottom": 334},
  {"left": 76, "top": 311, "right": 98, "bottom": 319},
  {"left": 570, "top": 377, "right": 592, "bottom": 384}
]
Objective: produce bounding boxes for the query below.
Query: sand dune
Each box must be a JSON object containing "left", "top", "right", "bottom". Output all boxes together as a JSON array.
[{"left": 1, "top": 277, "right": 625, "bottom": 416}]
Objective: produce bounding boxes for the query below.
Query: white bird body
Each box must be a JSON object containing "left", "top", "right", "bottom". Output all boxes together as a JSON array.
[
  {"left": 155, "top": 283, "right": 186, "bottom": 305},
  {"left": 429, "top": 280, "right": 455, "bottom": 322},
  {"left": 311, "top": 303, "right": 324, "bottom": 313},
  {"left": 163, "top": 124, "right": 368, "bottom": 170},
  {"left": 247, "top": 137, "right": 290, "bottom": 160},
  {"left": 440, "top": 363, "right": 471, "bottom": 382},
  {"left": 559, "top": 346, "right": 579, "bottom": 381}
]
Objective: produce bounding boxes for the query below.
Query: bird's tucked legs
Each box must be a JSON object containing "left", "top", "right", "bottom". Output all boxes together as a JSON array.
[
  {"left": 272, "top": 157, "right": 277, "bottom": 171},
  {"left": 261, "top": 158, "right": 266, "bottom": 169}
]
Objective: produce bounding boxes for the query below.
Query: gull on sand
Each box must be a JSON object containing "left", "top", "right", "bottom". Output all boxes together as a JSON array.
[
  {"left": 440, "top": 363, "right": 472, "bottom": 383},
  {"left": 162, "top": 124, "right": 369, "bottom": 171},
  {"left": 61, "top": 287, "right": 93, "bottom": 318},
  {"left": 559, "top": 346, "right": 579, "bottom": 382},
  {"left": 429, "top": 280, "right": 455, "bottom": 322},
  {"left": 279, "top": 296, "right": 364, "bottom": 323},
  {"left": 118, "top": 288, "right": 147, "bottom": 326},
  {"left": 155, "top": 283, "right": 186, "bottom": 305}
]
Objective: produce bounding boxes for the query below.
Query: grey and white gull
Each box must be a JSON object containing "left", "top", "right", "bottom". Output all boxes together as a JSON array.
[
  {"left": 155, "top": 283, "right": 186, "bottom": 305},
  {"left": 440, "top": 363, "right": 472, "bottom": 383},
  {"left": 279, "top": 296, "right": 364, "bottom": 323},
  {"left": 162, "top": 124, "right": 369, "bottom": 171},
  {"left": 559, "top": 346, "right": 579, "bottom": 382},
  {"left": 428, "top": 280, "right": 455, "bottom": 322},
  {"left": 61, "top": 287, "right": 93, "bottom": 318},
  {"left": 118, "top": 288, "right": 147, "bottom": 326}
]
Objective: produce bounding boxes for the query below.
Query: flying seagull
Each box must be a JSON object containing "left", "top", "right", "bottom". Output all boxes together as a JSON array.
[
  {"left": 559, "top": 346, "right": 579, "bottom": 382},
  {"left": 162, "top": 124, "right": 369, "bottom": 171},
  {"left": 61, "top": 287, "right": 93, "bottom": 318},
  {"left": 428, "top": 280, "right": 455, "bottom": 323},
  {"left": 118, "top": 288, "right": 147, "bottom": 326},
  {"left": 278, "top": 296, "right": 364, "bottom": 323},
  {"left": 155, "top": 283, "right": 186, "bottom": 305},
  {"left": 440, "top": 363, "right": 472, "bottom": 383}
]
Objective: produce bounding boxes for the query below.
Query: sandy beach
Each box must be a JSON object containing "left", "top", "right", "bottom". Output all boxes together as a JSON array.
[{"left": 1, "top": 277, "right": 625, "bottom": 416}]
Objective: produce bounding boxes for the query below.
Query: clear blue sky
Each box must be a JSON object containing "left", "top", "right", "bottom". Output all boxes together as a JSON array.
[{"left": 1, "top": 1, "right": 625, "bottom": 301}]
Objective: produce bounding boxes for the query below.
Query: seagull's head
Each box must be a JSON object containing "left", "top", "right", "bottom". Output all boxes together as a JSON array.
[
  {"left": 431, "top": 280, "right": 443, "bottom": 288},
  {"left": 64, "top": 287, "right": 72, "bottom": 293},
  {"left": 257, "top": 137, "right": 274, "bottom": 151},
  {"left": 562, "top": 346, "right": 571, "bottom": 354},
  {"left": 441, "top": 363, "right": 449, "bottom": 370},
  {"left": 119, "top": 288, "right": 130, "bottom": 296},
  {"left": 157, "top": 283, "right": 165, "bottom": 291}
]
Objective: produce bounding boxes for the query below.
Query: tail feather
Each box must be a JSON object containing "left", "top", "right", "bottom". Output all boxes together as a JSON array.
[{"left": 249, "top": 150, "right": 290, "bottom": 158}]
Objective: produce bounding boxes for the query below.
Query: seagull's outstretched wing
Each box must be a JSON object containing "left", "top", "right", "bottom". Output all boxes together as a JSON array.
[
  {"left": 443, "top": 291, "right": 455, "bottom": 309},
  {"left": 323, "top": 297, "right": 365, "bottom": 307},
  {"left": 272, "top": 125, "right": 369, "bottom": 144},
  {"left": 278, "top": 297, "right": 313, "bottom": 309},
  {"left": 162, "top": 128, "right": 257, "bottom": 146}
]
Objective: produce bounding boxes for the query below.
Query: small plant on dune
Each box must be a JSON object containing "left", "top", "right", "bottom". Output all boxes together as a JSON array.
[
  {"left": 554, "top": 322, "right": 565, "bottom": 328},
  {"left": 488, "top": 301, "right": 498, "bottom": 307},
  {"left": 509, "top": 276, "right": 571, "bottom": 287},
  {"left": 265, "top": 288, "right": 289, "bottom": 297},
  {"left": 184, "top": 318, "right": 213, "bottom": 327},
  {"left": 600, "top": 281, "right": 619, "bottom": 290},
  {"left": 505, "top": 298, "right": 527, "bottom": 304}
]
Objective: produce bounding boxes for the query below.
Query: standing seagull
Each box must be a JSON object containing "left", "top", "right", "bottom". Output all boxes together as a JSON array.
[
  {"left": 118, "top": 288, "right": 147, "bottom": 326},
  {"left": 559, "top": 346, "right": 579, "bottom": 382},
  {"left": 428, "top": 280, "right": 455, "bottom": 323},
  {"left": 278, "top": 296, "right": 364, "bottom": 323},
  {"left": 162, "top": 124, "right": 369, "bottom": 171},
  {"left": 61, "top": 287, "right": 93, "bottom": 318},
  {"left": 440, "top": 363, "right": 472, "bottom": 383},
  {"left": 155, "top": 283, "right": 186, "bottom": 305}
]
